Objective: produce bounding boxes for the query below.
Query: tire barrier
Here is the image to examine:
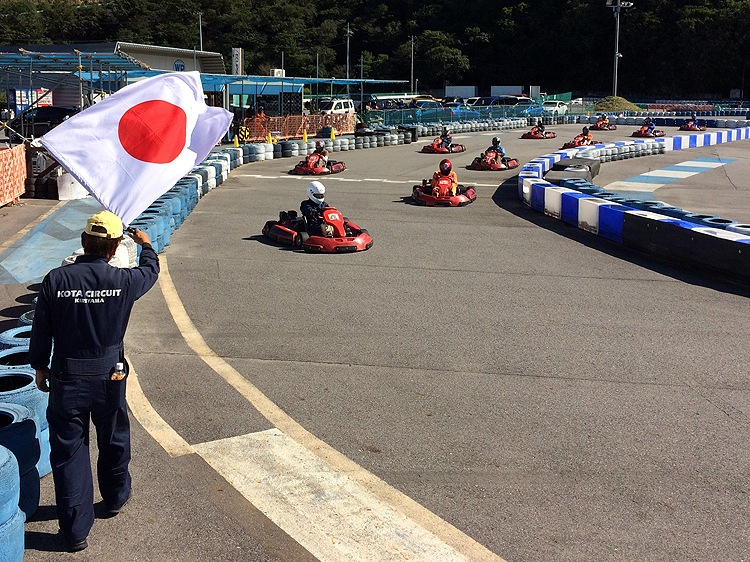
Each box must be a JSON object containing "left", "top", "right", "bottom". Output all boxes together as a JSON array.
[
  {"left": 0, "top": 403, "right": 40, "bottom": 519},
  {"left": 0, "top": 368, "right": 51, "bottom": 477},
  {"left": 0, "top": 346, "right": 30, "bottom": 370},
  {"left": 0, "top": 326, "right": 31, "bottom": 350},
  {"left": 0, "top": 444, "right": 20, "bottom": 524},
  {"left": 518, "top": 127, "right": 750, "bottom": 283},
  {"left": 16, "top": 310, "right": 33, "bottom": 327},
  {"left": 0, "top": 504, "right": 24, "bottom": 562}
]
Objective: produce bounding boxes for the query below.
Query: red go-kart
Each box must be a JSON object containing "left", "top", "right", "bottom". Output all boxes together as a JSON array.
[
  {"left": 590, "top": 120, "right": 617, "bottom": 131},
  {"left": 521, "top": 128, "right": 557, "bottom": 139},
  {"left": 562, "top": 135, "right": 597, "bottom": 149},
  {"left": 631, "top": 126, "right": 665, "bottom": 138},
  {"left": 411, "top": 176, "right": 476, "bottom": 207},
  {"left": 291, "top": 153, "right": 346, "bottom": 175},
  {"left": 262, "top": 207, "right": 372, "bottom": 252},
  {"left": 420, "top": 137, "right": 466, "bottom": 153},
  {"left": 467, "top": 149, "right": 520, "bottom": 171},
  {"left": 679, "top": 123, "right": 706, "bottom": 131}
]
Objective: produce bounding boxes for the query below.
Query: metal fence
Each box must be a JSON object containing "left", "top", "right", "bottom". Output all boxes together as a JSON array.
[{"left": 361, "top": 104, "right": 597, "bottom": 126}]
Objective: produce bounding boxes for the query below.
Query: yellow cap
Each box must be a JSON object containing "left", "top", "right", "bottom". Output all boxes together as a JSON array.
[{"left": 85, "top": 211, "right": 123, "bottom": 239}]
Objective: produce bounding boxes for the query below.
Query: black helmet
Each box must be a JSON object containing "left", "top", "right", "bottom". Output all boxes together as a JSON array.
[{"left": 492, "top": 137, "right": 500, "bottom": 147}]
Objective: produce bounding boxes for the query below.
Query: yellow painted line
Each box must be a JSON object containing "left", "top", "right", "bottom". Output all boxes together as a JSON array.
[
  {"left": 125, "top": 358, "right": 195, "bottom": 458},
  {"left": 154, "top": 253, "right": 506, "bottom": 562},
  {"left": 0, "top": 200, "right": 67, "bottom": 255}
]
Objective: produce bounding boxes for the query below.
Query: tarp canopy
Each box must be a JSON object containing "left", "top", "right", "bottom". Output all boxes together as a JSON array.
[
  {"left": 128, "top": 69, "right": 406, "bottom": 89},
  {"left": 0, "top": 48, "right": 150, "bottom": 73}
]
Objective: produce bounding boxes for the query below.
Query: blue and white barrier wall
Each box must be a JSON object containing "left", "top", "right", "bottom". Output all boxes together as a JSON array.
[{"left": 517, "top": 128, "right": 750, "bottom": 282}]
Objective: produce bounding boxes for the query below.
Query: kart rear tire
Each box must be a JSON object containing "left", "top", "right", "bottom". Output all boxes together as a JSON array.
[{"left": 296, "top": 232, "right": 310, "bottom": 249}]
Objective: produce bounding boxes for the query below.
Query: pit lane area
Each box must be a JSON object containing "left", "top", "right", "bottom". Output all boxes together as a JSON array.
[{"left": 17, "top": 123, "right": 750, "bottom": 561}]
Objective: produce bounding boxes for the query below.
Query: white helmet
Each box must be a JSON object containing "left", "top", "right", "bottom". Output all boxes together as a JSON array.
[{"left": 307, "top": 181, "right": 326, "bottom": 204}]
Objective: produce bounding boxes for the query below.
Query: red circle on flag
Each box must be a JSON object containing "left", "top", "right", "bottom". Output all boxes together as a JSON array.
[{"left": 118, "top": 100, "right": 187, "bottom": 163}]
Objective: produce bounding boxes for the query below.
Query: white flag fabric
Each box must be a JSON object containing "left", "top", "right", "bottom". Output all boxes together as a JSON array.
[{"left": 41, "top": 71, "right": 233, "bottom": 226}]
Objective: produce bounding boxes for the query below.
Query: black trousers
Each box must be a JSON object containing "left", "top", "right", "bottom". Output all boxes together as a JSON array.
[{"left": 47, "top": 371, "right": 131, "bottom": 541}]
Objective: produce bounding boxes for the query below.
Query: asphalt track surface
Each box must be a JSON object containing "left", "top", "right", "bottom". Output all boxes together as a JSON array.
[{"left": 12, "top": 123, "right": 750, "bottom": 561}]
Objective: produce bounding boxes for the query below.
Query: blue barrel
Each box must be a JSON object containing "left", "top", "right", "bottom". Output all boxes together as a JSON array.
[
  {"left": 675, "top": 118, "right": 685, "bottom": 127},
  {"left": 654, "top": 117, "right": 665, "bottom": 126},
  {"left": 665, "top": 118, "right": 675, "bottom": 126}
]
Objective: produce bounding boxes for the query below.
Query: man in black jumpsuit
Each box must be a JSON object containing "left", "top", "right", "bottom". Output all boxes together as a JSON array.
[{"left": 29, "top": 210, "right": 160, "bottom": 552}]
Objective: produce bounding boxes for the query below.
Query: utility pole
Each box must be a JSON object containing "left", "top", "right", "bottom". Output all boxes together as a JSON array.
[
  {"left": 198, "top": 13, "right": 203, "bottom": 51},
  {"left": 410, "top": 36, "right": 415, "bottom": 94},
  {"left": 606, "top": 0, "right": 633, "bottom": 97},
  {"left": 345, "top": 23, "right": 353, "bottom": 96}
]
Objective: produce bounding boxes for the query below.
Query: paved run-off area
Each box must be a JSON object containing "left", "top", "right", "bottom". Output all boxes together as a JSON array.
[{"left": 11, "top": 124, "right": 750, "bottom": 561}]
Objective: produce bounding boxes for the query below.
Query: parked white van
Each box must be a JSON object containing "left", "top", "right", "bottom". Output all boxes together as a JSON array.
[{"left": 318, "top": 98, "right": 356, "bottom": 114}]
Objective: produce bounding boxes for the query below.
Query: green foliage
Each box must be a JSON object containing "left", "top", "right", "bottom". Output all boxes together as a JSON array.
[{"left": 0, "top": 0, "right": 748, "bottom": 97}]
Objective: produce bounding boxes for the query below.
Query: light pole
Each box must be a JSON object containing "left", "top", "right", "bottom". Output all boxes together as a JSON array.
[
  {"left": 607, "top": 0, "right": 633, "bottom": 97},
  {"left": 345, "top": 23, "right": 353, "bottom": 96},
  {"left": 410, "top": 36, "right": 415, "bottom": 94},
  {"left": 197, "top": 12, "right": 203, "bottom": 51}
]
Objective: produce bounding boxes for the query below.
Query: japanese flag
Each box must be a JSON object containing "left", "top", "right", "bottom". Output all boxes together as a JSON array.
[{"left": 41, "top": 71, "right": 233, "bottom": 226}]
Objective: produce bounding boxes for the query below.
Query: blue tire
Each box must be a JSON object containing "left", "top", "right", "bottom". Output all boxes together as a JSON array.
[
  {"left": 0, "top": 347, "right": 30, "bottom": 370},
  {"left": 0, "top": 403, "right": 40, "bottom": 518},
  {"left": 38, "top": 425, "right": 51, "bottom": 478},
  {"left": 0, "top": 507, "right": 25, "bottom": 562},
  {"left": 0, "top": 368, "right": 50, "bottom": 476},
  {"left": 0, "top": 445, "right": 20, "bottom": 524},
  {"left": 16, "top": 311, "right": 33, "bottom": 327},
  {"left": 0, "top": 326, "right": 31, "bottom": 350},
  {"left": 0, "top": 369, "right": 48, "bottom": 430}
]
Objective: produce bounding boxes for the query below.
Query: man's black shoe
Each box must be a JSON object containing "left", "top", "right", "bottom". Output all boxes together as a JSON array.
[
  {"left": 105, "top": 492, "right": 131, "bottom": 517},
  {"left": 67, "top": 538, "right": 88, "bottom": 552}
]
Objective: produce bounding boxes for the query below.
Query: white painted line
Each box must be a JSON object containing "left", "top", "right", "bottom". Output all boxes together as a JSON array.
[
  {"left": 195, "top": 430, "right": 477, "bottom": 562},
  {"left": 363, "top": 178, "right": 387, "bottom": 182},
  {"left": 604, "top": 181, "right": 658, "bottom": 192},
  {"left": 681, "top": 160, "right": 726, "bottom": 168},
  {"left": 639, "top": 169, "right": 695, "bottom": 179}
]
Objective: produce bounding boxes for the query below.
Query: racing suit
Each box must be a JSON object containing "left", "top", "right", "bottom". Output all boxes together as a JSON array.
[
  {"left": 29, "top": 245, "right": 159, "bottom": 544},
  {"left": 301, "top": 199, "right": 330, "bottom": 236}
]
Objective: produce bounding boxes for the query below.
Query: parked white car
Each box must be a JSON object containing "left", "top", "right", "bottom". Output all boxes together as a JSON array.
[
  {"left": 542, "top": 100, "right": 568, "bottom": 115},
  {"left": 318, "top": 98, "right": 356, "bottom": 115}
]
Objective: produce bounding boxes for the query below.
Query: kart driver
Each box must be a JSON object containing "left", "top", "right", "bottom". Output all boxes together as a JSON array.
[
  {"left": 431, "top": 159, "right": 462, "bottom": 196},
  {"left": 580, "top": 126, "right": 593, "bottom": 144},
  {"left": 439, "top": 127, "right": 452, "bottom": 149},
  {"left": 598, "top": 113, "right": 610, "bottom": 127},
  {"left": 643, "top": 117, "right": 656, "bottom": 135},
  {"left": 530, "top": 123, "right": 546, "bottom": 137},
  {"left": 300, "top": 181, "right": 334, "bottom": 236},
  {"left": 485, "top": 137, "right": 506, "bottom": 162},
  {"left": 312, "top": 140, "right": 329, "bottom": 167},
  {"left": 686, "top": 114, "right": 697, "bottom": 129}
]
